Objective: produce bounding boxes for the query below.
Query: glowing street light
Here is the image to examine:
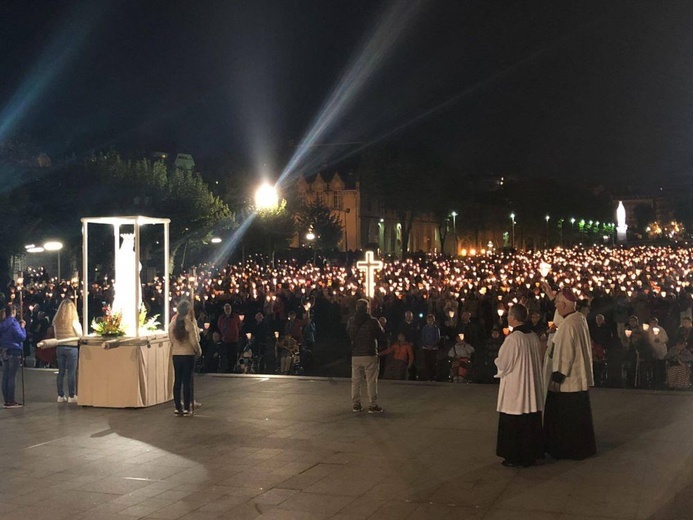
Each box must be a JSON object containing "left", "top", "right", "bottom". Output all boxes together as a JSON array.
[
  {"left": 306, "top": 230, "right": 316, "bottom": 263},
  {"left": 255, "top": 182, "right": 279, "bottom": 211},
  {"left": 254, "top": 182, "right": 281, "bottom": 265},
  {"left": 510, "top": 213, "right": 516, "bottom": 249},
  {"left": 210, "top": 237, "right": 222, "bottom": 244},
  {"left": 28, "top": 240, "right": 63, "bottom": 281}
]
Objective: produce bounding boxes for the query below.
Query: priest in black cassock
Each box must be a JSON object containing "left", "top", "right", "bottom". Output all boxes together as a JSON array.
[
  {"left": 494, "top": 304, "right": 545, "bottom": 467},
  {"left": 543, "top": 288, "right": 597, "bottom": 460}
]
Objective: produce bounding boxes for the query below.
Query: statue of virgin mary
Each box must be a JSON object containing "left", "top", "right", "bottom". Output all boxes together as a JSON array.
[{"left": 112, "top": 233, "right": 141, "bottom": 335}]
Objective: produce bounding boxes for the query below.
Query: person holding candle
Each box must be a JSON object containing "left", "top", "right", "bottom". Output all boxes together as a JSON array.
[
  {"left": 495, "top": 304, "right": 545, "bottom": 467},
  {"left": 646, "top": 317, "right": 668, "bottom": 388},
  {"left": 543, "top": 288, "right": 596, "bottom": 460},
  {"left": 448, "top": 333, "right": 475, "bottom": 383},
  {"left": 275, "top": 333, "right": 298, "bottom": 375}
]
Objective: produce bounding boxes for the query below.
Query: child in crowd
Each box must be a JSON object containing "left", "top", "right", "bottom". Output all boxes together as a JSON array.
[{"left": 448, "top": 333, "right": 475, "bottom": 383}]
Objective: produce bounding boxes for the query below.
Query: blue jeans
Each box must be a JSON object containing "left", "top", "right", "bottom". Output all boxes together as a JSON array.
[
  {"left": 1, "top": 349, "right": 21, "bottom": 403},
  {"left": 56, "top": 346, "right": 79, "bottom": 398}
]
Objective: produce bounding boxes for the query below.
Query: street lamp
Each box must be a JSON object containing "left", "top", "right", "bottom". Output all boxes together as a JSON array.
[
  {"left": 210, "top": 237, "right": 222, "bottom": 244},
  {"left": 509, "top": 213, "right": 516, "bottom": 249},
  {"left": 545, "top": 215, "right": 550, "bottom": 248},
  {"left": 306, "top": 230, "right": 316, "bottom": 264},
  {"left": 254, "top": 182, "right": 279, "bottom": 211},
  {"left": 27, "top": 240, "right": 63, "bottom": 281},
  {"left": 450, "top": 211, "right": 458, "bottom": 256},
  {"left": 255, "top": 182, "right": 280, "bottom": 265}
]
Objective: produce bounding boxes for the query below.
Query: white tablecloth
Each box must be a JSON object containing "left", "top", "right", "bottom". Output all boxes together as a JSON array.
[{"left": 78, "top": 334, "right": 173, "bottom": 408}]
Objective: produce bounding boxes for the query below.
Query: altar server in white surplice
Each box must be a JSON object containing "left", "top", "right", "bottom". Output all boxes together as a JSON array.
[{"left": 494, "top": 304, "right": 545, "bottom": 468}]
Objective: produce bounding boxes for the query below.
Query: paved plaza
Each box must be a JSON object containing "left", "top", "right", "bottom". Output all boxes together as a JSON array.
[{"left": 1, "top": 369, "right": 692, "bottom": 520}]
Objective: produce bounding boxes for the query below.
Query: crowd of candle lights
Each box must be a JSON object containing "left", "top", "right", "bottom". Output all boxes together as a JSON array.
[{"left": 12, "top": 245, "right": 693, "bottom": 334}]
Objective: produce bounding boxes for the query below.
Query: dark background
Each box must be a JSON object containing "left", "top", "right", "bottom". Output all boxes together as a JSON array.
[{"left": 2, "top": 1, "right": 693, "bottom": 185}]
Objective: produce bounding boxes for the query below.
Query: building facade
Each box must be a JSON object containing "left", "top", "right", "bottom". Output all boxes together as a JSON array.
[{"left": 295, "top": 172, "right": 440, "bottom": 255}]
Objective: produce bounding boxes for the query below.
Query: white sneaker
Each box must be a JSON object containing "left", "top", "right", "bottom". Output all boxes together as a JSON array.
[
  {"left": 57, "top": 396, "right": 67, "bottom": 403},
  {"left": 67, "top": 396, "right": 78, "bottom": 404},
  {"left": 194, "top": 400, "right": 202, "bottom": 408}
]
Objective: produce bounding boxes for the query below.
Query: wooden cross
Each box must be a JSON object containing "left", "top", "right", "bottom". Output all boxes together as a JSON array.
[{"left": 356, "top": 250, "right": 383, "bottom": 299}]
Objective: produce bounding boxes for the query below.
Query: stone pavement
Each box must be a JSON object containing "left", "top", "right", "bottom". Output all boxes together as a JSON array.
[{"left": 1, "top": 369, "right": 692, "bottom": 520}]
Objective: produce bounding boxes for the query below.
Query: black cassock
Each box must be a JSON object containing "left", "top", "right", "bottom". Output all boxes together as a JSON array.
[{"left": 543, "top": 390, "right": 596, "bottom": 460}]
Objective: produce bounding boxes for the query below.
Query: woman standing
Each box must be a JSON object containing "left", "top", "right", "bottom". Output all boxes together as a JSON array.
[
  {"left": 170, "top": 300, "right": 202, "bottom": 416},
  {"left": 53, "top": 299, "right": 83, "bottom": 403},
  {"left": 0, "top": 304, "right": 27, "bottom": 408}
]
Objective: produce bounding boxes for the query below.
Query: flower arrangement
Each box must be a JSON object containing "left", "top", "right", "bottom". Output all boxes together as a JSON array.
[
  {"left": 139, "top": 303, "right": 161, "bottom": 332},
  {"left": 91, "top": 305, "right": 125, "bottom": 337}
]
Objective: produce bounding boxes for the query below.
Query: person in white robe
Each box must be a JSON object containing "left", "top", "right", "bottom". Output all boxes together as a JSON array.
[
  {"left": 495, "top": 304, "right": 545, "bottom": 467},
  {"left": 543, "top": 288, "right": 596, "bottom": 460}
]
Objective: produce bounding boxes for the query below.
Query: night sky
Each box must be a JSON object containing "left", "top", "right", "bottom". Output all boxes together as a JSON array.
[{"left": 2, "top": 0, "right": 693, "bottom": 185}]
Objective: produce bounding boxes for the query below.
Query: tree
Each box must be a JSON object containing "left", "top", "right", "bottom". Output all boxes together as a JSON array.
[
  {"left": 2, "top": 150, "right": 230, "bottom": 274},
  {"left": 295, "top": 200, "right": 343, "bottom": 251}
]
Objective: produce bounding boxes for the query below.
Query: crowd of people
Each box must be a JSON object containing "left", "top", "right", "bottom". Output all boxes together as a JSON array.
[{"left": 3, "top": 245, "right": 693, "bottom": 394}]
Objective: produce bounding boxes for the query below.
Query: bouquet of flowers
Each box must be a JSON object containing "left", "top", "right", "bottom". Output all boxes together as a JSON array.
[{"left": 91, "top": 304, "right": 125, "bottom": 337}]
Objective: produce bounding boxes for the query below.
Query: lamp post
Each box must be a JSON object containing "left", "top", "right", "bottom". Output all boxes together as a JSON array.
[
  {"left": 450, "top": 211, "right": 458, "bottom": 256},
  {"left": 255, "top": 182, "right": 279, "bottom": 211},
  {"left": 545, "top": 215, "right": 550, "bottom": 249},
  {"left": 510, "top": 213, "right": 516, "bottom": 249},
  {"left": 570, "top": 217, "right": 576, "bottom": 246},
  {"left": 306, "top": 230, "right": 316, "bottom": 264},
  {"left": 27, "top": 240, "right": 63, "bottom": 282},
  {"left": 255, "top": 183, "right": 280, "bottom": 265}
]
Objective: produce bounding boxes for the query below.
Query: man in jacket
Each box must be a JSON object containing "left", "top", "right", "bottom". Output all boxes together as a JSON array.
[
  {"left": 347, "top": 299, "right": 386, "bottom": 413},
  {"left": 217, "top": 303, "right": 241, "bottom": 373}
]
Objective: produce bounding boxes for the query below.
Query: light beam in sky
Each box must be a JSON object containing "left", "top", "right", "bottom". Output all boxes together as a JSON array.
[
  {"left": 210, "top": 213, "right": 256, "bottom": 266},
  {"left": 276, "top": 0, "right": 424, "bottom": 187},
  {"left": 0, "top": 4, "right": 107, "bottom": 143}
]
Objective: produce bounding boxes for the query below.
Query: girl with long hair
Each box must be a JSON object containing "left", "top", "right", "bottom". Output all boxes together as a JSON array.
[
  {"left": 169, "top": 299, "right": 201, "bottom": 416},
  {"left": 53, "top": 299, "right": 83, "bottom": 403}
]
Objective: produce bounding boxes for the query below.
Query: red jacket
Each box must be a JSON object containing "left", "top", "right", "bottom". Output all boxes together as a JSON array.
[{"left": 218, "top": 313, "right": 241, "bottom": 343}]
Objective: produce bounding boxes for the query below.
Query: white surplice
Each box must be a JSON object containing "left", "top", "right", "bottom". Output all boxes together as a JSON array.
[
  {"left": 545, "top": 311, "right": 594, "bottom": 393},
  {"left": 495, "top": 329, "right": 544, "bottom": 415}
]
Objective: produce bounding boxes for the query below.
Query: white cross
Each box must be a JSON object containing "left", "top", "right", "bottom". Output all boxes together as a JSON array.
[{"left": 356, "top": 250, "right": 383, "bottom": 299}]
